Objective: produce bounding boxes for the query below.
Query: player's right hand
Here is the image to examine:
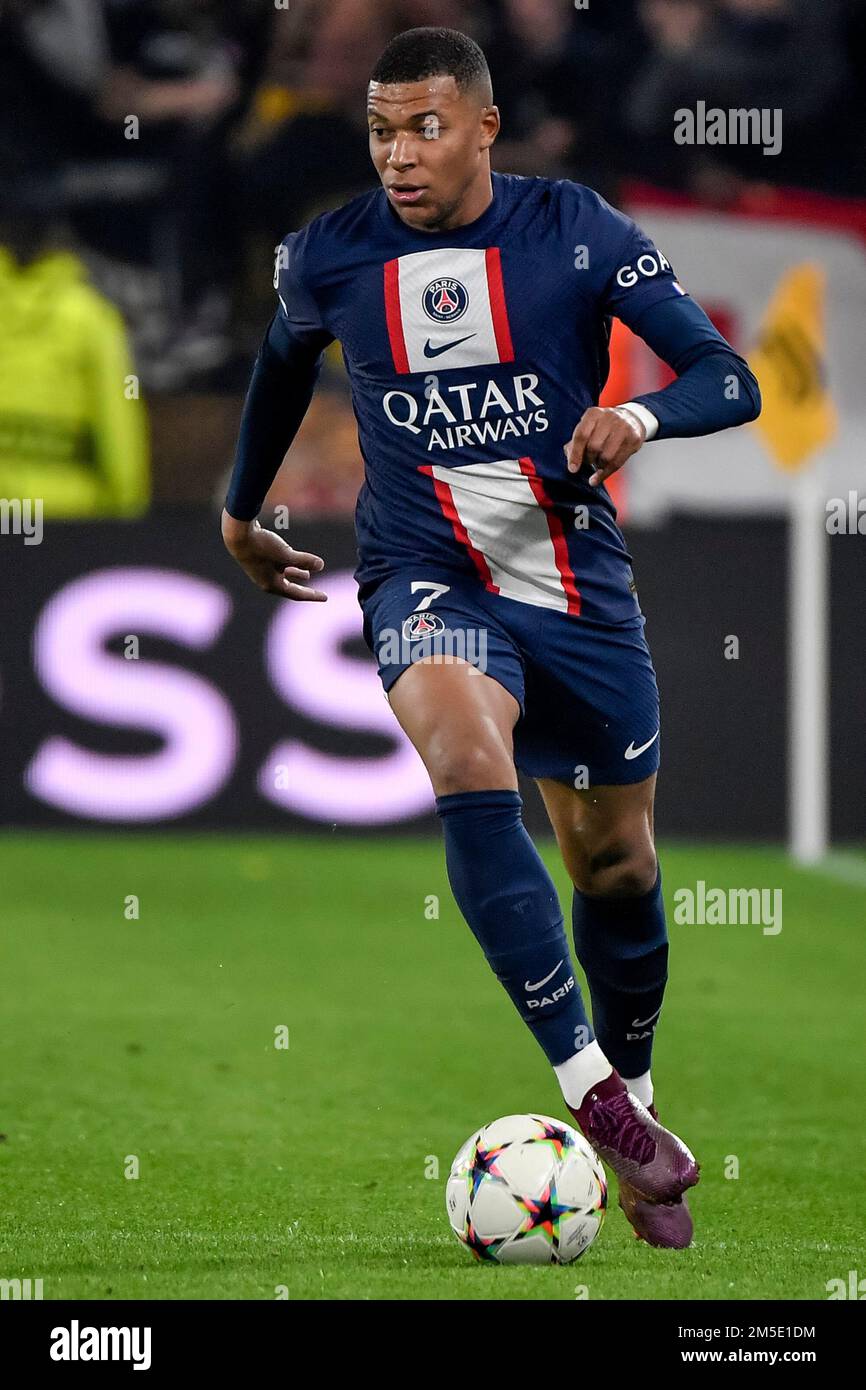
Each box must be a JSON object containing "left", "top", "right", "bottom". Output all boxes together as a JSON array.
[{"left": 221, "top": 511, "right": 327, "bottom": 601}]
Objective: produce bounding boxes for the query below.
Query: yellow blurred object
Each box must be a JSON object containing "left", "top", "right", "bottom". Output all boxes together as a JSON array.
[
  {"left": 232, "top": 85, "right": 334, "bottom": 150},
  {"left": 750, "top": 263, "right": 837, "bottom": 471},
  {"left": 257, "top": 85, "right": 333, "bottom": 123},
  {"left": 0, "top": 247, "right": 149, "bottom": 517}
]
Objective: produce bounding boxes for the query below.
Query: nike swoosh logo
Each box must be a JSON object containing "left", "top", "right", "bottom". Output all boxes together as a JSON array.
[
  {"left": 525, "top": 960, "right": 563, "bottom": 992},
  {"left": 423, "top": 334, "right": 476, "bottom": 358},
  {"left": 631, "top": 1005, "right": 662, "bottom": 1028},
  {"left": 624, "top": 730, "right": 660, "bottom": 761}
]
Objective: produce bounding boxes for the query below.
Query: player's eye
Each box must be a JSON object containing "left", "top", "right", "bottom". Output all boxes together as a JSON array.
[{"left": 369, "top": 126, "right": 389, "bottom": 138}]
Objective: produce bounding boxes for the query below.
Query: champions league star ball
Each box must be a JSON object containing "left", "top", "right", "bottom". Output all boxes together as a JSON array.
[{"left": 446, "top": 1113, "right": 607, "bottom": 1265}]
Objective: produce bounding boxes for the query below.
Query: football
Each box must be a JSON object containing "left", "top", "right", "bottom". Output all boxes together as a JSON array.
[{"left": 446, "top": 1113, "right": 607, "bottom": 1265}]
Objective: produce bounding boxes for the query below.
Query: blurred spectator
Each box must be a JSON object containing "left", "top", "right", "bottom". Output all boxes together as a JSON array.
[
  {"left": 0, "top": 193, "right": 149, "bottom": 518},
  {"left": 1, "top": 1, "right": 273, "bottom": 385},
  {"left": 0, "top": 0, "right": 110, "bottom": 185},
  {"left": 90, "top": 1, "right": 271, "bottom": 377},
  {"left": 481, "top": 0, "right": 584, "bottom": 179},
  {"left": 228, "top": 0, "right": 476, "bottom": 241},
  {"left": 627, "top": 0, "right": 859, "bottom": 197}
]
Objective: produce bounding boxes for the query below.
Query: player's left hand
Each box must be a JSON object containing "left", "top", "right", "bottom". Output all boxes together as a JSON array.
[{"left": 564, "top": 406, "right": 647, "bottom": 486}]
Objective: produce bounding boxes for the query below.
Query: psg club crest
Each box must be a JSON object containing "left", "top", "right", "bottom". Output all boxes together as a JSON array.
[
  {"left": 422, "top": 277, "right": 469, "bottom": 324},
  {"left": 402, "top": 611, "right": 446, "bottom": 642}
]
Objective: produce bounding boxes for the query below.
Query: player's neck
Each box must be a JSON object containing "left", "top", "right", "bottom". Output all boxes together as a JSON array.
[
  {"left": 420, "top": 170, "right": 495, "bottom": 234},
  {"left": 446, "top": 172, "right": 494, "bottom": 230}
]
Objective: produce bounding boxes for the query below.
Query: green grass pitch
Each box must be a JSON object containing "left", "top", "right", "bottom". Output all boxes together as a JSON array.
[{"left": 1, "top": 831, "right": 863, "bottom": 1301}]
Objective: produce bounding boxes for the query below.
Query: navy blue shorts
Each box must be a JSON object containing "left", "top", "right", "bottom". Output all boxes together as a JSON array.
[{"left": 359, "top": 569, "right": 660, "bottom": 787}]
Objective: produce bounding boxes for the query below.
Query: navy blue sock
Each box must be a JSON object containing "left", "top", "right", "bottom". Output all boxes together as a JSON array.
[
  {"left": 435, "top": 789, "right": 593, "bottom": 1066},
  {"left": 571, "top": 868, "right": 668, "bottom": 1077}
]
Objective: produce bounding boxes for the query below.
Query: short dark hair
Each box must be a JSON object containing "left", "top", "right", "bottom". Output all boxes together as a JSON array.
[{"left": 370, "top": 27, "right": 492, "bottom": 101}]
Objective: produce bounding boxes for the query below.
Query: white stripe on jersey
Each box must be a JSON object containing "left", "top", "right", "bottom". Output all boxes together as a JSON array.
[{"left": 427, "top": 458, "right": 575, "bottom": 612}]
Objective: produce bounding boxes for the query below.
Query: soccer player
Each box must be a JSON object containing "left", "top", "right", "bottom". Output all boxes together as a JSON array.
[{"left": 222, "top": 27, "right": 761, "bottom": 1249}]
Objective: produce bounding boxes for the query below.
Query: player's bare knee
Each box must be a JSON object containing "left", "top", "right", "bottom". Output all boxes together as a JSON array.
[
  {"left": 427, "top": 738, "right": 515, "bottom": 796},
  {"left": 574, "top": 838, "right": 657, "bottom": 898},
  {"left": 607, "top": 850, "right": 658, "bottom": 898}
]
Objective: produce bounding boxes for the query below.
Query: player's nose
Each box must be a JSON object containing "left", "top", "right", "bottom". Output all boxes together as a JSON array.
[{"left": 387, "top": 134, "right": 417, "bottom": 169}]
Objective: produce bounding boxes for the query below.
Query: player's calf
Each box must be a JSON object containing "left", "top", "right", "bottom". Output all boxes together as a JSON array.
[
  {"left": 435, "top": 787, "right": 596, "bottom": 1070},
  {"left": 391, "top": 660, "right": 594, "bottom": 1066}
]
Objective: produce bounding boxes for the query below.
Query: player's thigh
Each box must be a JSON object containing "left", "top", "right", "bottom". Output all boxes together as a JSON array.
[
  {"left": 359, "top": 569, "right": 525, "bottom": 796},
  {"left": 388, "top": 659, "right": 521, "bottom": 794},
  {"left": 536, "top": 774, "right": 658, "bottom": 897}
]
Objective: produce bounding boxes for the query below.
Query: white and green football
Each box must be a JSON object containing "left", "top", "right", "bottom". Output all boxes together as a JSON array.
[{"left": 446, "top": 1113, "right": 607, "bottom": 1265}]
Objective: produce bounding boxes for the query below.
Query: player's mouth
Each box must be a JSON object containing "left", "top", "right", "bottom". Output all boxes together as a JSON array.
[{"left": 387, "top": 184, "right": 427, "bottom": 205}]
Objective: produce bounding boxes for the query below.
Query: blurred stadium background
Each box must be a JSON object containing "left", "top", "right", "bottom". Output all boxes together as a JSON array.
[
  {"left": 2, "top": 0, "right": 865, "bottom": 842},
  {"left": 1, "top": 0, "right": 865, "bottom": 1301}
]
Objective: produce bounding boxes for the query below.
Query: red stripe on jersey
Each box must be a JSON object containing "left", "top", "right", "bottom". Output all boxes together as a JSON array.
[
  {"left": 418, "top": 465, "right": 499, "bottom": 593},
  {"left": 517, "top": 457, "right": 582, "bottom": 615},
  {"left": 384, "top": 259, "right": 409, "bottom": 373},
  {"left": 485, "top": 247, "right": 515, "bottom": 363}
]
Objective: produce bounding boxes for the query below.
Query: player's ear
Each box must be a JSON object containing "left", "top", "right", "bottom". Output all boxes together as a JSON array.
[{"left": 480, "top": 104, "right": 500, "bottom": 149}]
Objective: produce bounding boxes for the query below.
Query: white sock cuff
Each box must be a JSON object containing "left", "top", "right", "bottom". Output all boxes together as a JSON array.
[
  {"left": 553, "top": 1040, "right": 613, "bottom": 1110},
  {"left": 622, "top": 1070, "right": 654, "bottom": 1108}
]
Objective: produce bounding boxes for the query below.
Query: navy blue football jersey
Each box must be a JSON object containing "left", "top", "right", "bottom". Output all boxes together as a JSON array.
[{"left": 275, "top": 171, "right": 687, "bottom": 623}]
